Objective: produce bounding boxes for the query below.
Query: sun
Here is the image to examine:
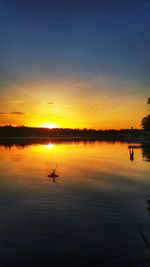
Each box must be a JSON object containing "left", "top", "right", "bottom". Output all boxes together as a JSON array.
[{"left": 39, "top": 122, "right": 58, "bottom": 129}]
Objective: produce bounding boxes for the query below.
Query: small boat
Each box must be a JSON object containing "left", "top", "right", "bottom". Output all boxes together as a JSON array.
[{"left": 48, "top": 169, "right": 59, "bottom": 178}]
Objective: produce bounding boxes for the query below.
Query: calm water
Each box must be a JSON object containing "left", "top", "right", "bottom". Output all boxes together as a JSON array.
[{"left": 0, "top": 141, "right": 150, "bottom": 267}]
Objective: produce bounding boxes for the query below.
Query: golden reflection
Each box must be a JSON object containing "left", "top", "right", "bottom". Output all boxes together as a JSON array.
[
  {"left": 0, "top": 142, "right": 149, "bottom": 189},
  {"left": 30, "top": 143, "right": 56, "bottom": 153}
]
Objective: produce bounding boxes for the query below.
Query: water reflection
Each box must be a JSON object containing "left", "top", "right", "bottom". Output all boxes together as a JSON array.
[
  {"left": 142, "top": 144, "right": 150, "bottom": 162},
  {"left": 127, "top": 143, "right": 150, "bottom": 163},
  {"left": 0, "top": 141, "right": 150, "bottom": 266},
  {"left": 1, "top": 139, "right": 150, "bottom": 160},
  {"left": 146, "top": 199, "right": 150, "bottom": 215},
  {"left": 129, "top": 147, "right": 134, "bottom": 162},
  {"left": 48, "top": 175, "right": 59, "bottom": 184}
]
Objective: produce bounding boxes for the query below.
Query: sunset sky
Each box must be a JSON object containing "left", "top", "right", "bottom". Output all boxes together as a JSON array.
[{"left": 0, "top": 0, "right": 149, "bottom": 129}]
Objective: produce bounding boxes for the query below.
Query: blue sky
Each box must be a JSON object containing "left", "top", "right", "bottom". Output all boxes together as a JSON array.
[{"left": 0, "top": 0, "right": 149, "bottom": 128}]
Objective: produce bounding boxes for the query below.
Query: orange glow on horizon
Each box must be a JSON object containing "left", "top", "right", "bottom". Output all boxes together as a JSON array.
[
  {"left": 38, "top": 122, "right": 59, "bottom": 129},
  {"left": 0, "top": 77, "right": 147, "bottom": 130}
]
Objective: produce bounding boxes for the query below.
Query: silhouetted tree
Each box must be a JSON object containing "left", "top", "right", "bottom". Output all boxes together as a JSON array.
[
  {"left": 141, "top": 114, "right": 150, "bottom": 131},
  {"left": 141, "top": 97, "right": 150, "bottom": 130}
]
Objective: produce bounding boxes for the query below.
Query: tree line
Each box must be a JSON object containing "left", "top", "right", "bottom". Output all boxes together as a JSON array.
[{"left": 0, "top": 125, "right": 143, "bottom": 140}]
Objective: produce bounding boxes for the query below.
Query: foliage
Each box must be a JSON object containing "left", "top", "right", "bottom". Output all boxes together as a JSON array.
[
  {"left": 141, "top": 114, "right": 150, "bottom": 131},
  {"left": 141, "top": 97, "right": 150, "bottom": 131}
]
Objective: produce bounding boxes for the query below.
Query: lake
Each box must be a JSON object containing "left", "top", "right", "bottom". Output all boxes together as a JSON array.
[{"left": 0, "top": 141, "right": 150, "bottom": 266}]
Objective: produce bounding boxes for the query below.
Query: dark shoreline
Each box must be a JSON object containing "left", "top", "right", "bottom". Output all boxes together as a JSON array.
[
  {"left": 0, "top": 126, "right": 150, "bottom": 147},
  {"left": 0, "top": 126, "right": 150, "bottom": 145}
]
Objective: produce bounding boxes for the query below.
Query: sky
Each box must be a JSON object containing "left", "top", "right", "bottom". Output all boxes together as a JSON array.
[{"left": 0, "top": 0, "right": 149, "bottom": 129}]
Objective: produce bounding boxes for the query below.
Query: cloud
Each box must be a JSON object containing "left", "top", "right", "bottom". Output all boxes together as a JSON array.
[
  {"left": 10, "top": 112, "right": 25, "bottom": 115},
  {"left": 0, "top": 111, "right": 25, "bottom": 115},
  {"left": 47, "top": 102, "right": 54, "bottom": 105}
]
